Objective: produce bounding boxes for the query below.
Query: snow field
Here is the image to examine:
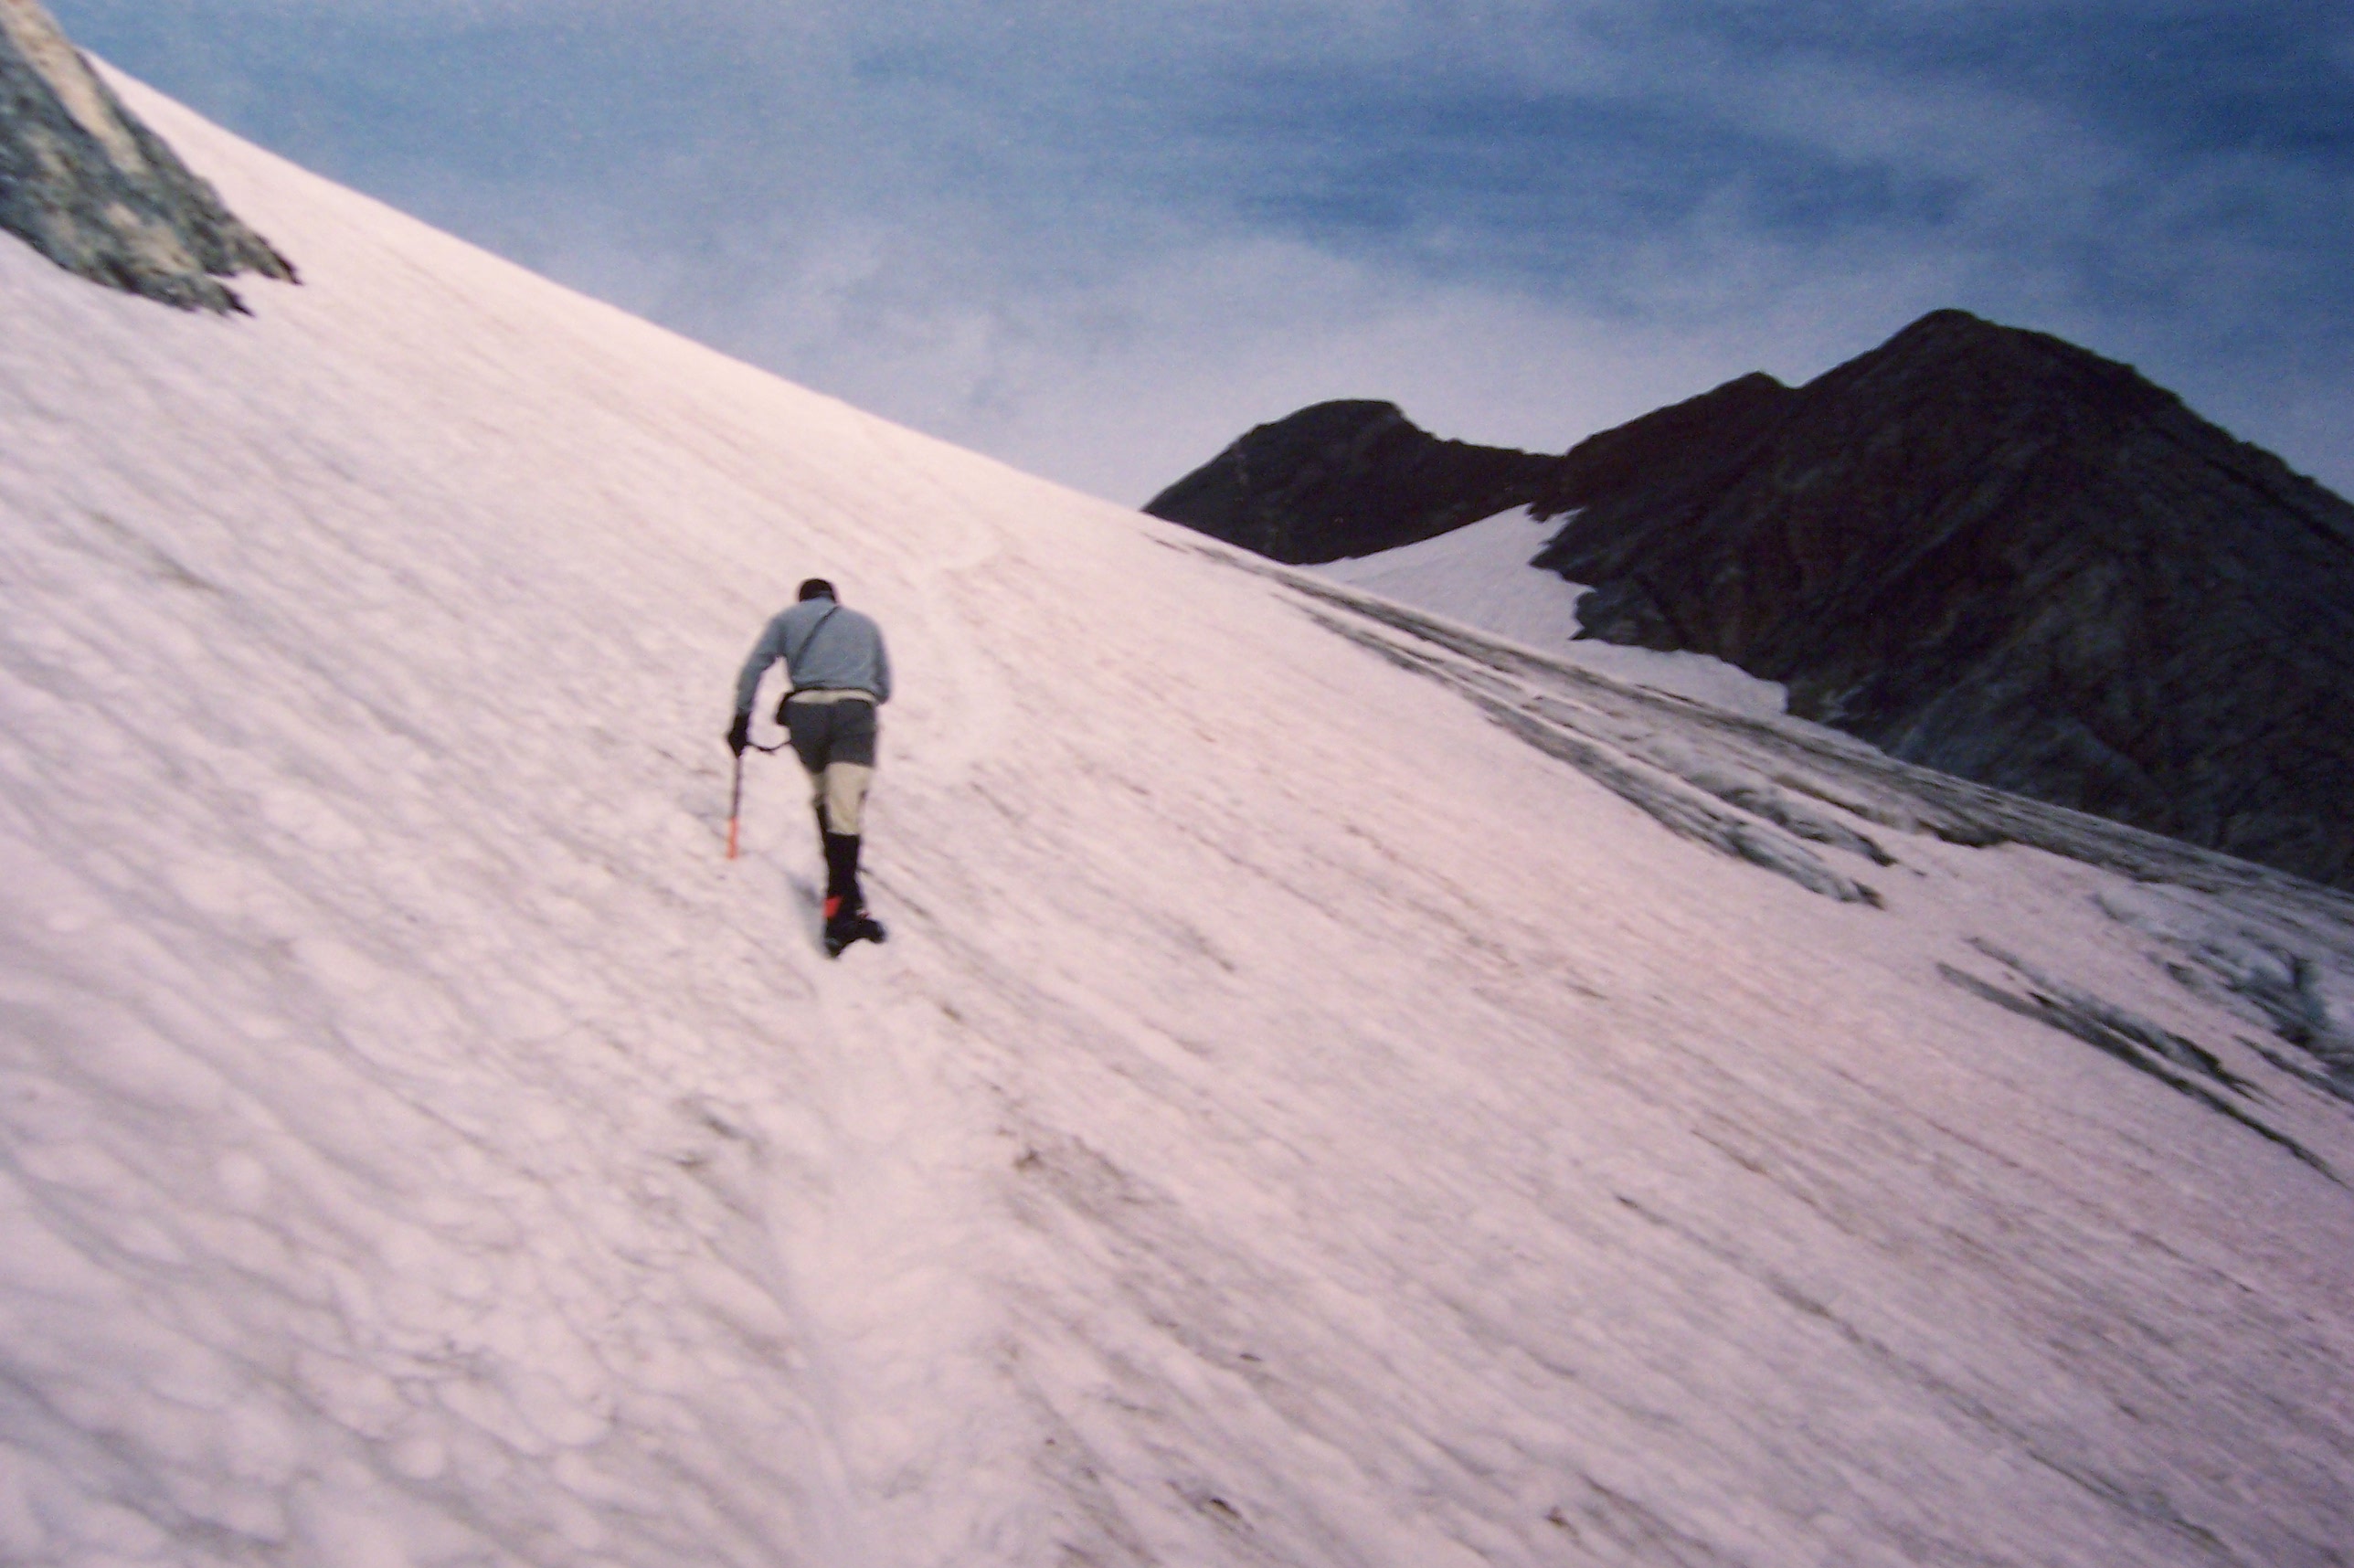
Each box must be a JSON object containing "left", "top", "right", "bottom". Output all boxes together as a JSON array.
[
  {"left": 1307, "top": 507, "right": 1790, "bottom": 718},
  {"left": 0, "top": 67, "right": 2348, "bottom": 1568}
]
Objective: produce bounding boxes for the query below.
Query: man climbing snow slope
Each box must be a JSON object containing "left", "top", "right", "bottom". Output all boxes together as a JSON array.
[{"left": 728, "top": 577, "right": 893, "bottom": 957}]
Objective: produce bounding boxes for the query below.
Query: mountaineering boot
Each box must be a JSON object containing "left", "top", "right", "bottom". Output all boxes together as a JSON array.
[
  {"left": 822, "top": 832, "right": 863, "bottom": 909},
  {"left": 821, "top": 832, "right": 885, "bottom": 956},
  {"left": 822, "top": 896, "right": 887, "bottom": 958}
]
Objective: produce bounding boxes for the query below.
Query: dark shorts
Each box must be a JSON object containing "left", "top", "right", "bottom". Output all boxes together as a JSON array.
[{"left": 782, "top": 695, "right": 877, "bottom": 774}]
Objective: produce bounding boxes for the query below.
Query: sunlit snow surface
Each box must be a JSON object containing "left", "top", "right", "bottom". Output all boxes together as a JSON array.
[
  {"left": 2, "top": 73, "right": 2352, "bottom": 1568},
  {"left": 1309, "top": 507, "right": 1790, "bottom": 718}
]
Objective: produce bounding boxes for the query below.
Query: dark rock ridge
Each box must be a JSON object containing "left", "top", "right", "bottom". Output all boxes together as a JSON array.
[
  {"left": 1142, "top": 399, "right": 1560, "bottom": 564},
  {"left": 0, "top": 0, "right": 293, "bottom": 313},
  {"left": 1149, "top": 310, "right": 2354, "bottom": 892},
  {"left": 1536, "top": 310, "right": 2354, "bottom": 892}
]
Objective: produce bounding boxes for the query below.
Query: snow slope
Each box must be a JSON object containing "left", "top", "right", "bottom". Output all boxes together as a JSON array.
[
  {"left": 1, "top": 72, "right": 2351, "bottom": 1568},
  {"left": 1308, "top": 508, "right": 1789, "bottom": 718}
]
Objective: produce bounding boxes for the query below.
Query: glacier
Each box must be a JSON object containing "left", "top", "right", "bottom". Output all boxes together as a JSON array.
[{"left": 1, "top": 69, "right": 2351, "bottom": 1568}]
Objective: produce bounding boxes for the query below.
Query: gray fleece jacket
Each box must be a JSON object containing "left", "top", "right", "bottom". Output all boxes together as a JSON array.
[{"left": 734, "top": 597, "right": 893, "bottom": 715}]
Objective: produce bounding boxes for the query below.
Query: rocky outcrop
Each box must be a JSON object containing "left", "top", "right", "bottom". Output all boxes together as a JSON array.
[
  {"left": 0, "top": 0, "right": 293, "bottom": 313},
  {"left": 1142, "top": 399, "right": 1560, "bottom": 564},
  {"left": 1534, "top": 310, "right": 2354, "bottom": 892},
  {"left": 1149, "top": 311, "right": 2354, "bottom": 892}
]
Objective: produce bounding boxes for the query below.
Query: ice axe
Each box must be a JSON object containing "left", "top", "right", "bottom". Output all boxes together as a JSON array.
[
  {"left": 726, "top": 749, "right": 745, "bottom": 860},
  {"left": 726, "top": 724, "right": 789, "bottom": 860}
]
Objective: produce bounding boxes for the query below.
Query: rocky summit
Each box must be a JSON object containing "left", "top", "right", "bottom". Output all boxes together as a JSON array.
[
  {"left": 1150, "top": 311, "right": 2354, "bottom": 893},
  {"left": 1537, "top": 311, "right": 2354, "bottom": 892},
  {"left": 1142, "top": 399, "right": 1560, "bottom": 564},
  {"left": 0, "top": 0, "right": 292, "bottom": 312}
]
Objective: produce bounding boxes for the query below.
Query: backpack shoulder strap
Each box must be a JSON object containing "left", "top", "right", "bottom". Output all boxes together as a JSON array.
[
  {"left": 780, "top": 602, "right": 842, "bottom": 686},
  {"left": 783, "top": 603, "right": 840, "bottom": 667}
]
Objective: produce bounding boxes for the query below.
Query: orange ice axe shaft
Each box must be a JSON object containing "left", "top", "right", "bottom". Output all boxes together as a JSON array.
[{"left": 726, "top": 750, "right": 744, "bottom": 860}]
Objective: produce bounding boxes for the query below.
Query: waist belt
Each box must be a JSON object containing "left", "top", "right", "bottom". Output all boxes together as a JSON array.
[{"left": 786, "top": 688, "right": 876, "bottom": 705}]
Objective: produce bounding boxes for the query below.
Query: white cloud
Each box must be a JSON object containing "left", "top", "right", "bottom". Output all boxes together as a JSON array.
[
  {"left": 48, "top": 0, "right": 2354, "bottom": 501},
  {"left": 429, "top": 167, "right": 1985, "bottom": 503}
]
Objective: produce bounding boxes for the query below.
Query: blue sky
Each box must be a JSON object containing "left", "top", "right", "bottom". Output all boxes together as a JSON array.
[{"left": 53, "top": 0, "right": 2354, "bottom": 503}]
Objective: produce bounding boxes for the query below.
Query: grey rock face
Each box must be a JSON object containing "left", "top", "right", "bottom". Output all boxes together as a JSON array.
[
  {"left": 1150, "top": 311, "right": 2354, "bottom": 893},
  {"left": 1534, "top": 311, "right": 2354, "bottom": 893},
  {"left": 0, "top": 0, "right": 293, "bottom": 313}
]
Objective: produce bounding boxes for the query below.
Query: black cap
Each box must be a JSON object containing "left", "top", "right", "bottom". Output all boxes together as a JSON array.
[{"left": 797, "top": 577, "right": 836, "bottom": 602}]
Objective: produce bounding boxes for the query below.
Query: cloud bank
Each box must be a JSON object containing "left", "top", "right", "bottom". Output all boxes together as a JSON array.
[{"left": 51, "top": 0, "right": 2354, "bottom": 502}]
